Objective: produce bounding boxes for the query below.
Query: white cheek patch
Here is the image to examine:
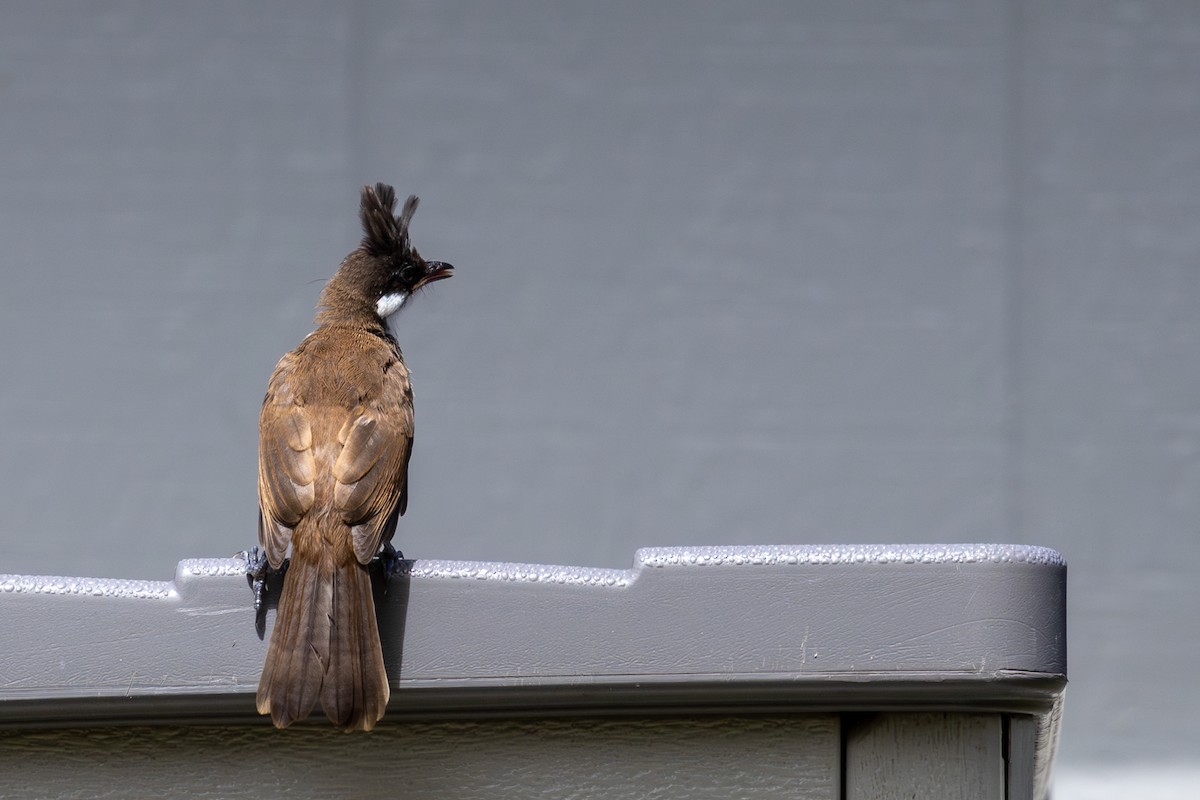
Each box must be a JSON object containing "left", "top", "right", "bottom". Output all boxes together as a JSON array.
[{"left": 376, "top": 292, "right": 408, "bottom": 318}]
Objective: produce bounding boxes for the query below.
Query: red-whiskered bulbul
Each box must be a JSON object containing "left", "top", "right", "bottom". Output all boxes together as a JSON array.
[{"left": 254, "top": 183, "right": 452, "bottom": 731}]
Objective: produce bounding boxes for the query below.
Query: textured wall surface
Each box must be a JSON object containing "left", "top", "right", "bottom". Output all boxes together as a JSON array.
[
  {"left": 0, "top": 0, "right": 1197, "bottom": 789},
  {"left": 0, "top": 717, "right": 842, "bottom": 800}
]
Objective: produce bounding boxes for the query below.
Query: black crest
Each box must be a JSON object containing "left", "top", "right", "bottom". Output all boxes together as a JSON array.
[{"left": 359, "top": 183, "right": 419, "bottom": 258}]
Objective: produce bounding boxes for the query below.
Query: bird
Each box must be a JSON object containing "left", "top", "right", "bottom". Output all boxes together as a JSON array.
[{"left": 253, "top": 183, "right": 452, "bottom": 731}]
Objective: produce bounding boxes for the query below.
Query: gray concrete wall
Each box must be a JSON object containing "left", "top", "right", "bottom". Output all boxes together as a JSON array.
[{"left": 1, "top": 0, "right": 1196, "bottom": 787}]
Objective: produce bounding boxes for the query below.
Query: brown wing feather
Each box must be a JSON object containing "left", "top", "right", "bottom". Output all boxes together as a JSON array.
[
  {"left": 257, "top": 355, "right": 316, "bottom": 568},
  {"left": 332, "top": 365, "right": 413, "bottom": 565}
]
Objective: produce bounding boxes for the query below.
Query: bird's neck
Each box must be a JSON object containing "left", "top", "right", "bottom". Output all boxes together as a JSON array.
[{"left": 315, "top": 283, "right": 387, "bottom": 333}]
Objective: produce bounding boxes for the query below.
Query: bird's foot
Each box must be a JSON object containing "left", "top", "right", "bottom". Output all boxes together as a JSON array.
[
  {"left": 241, "top": 547, "right": 288, "bottom": 613},
  {"left": 378, "top": 542, "right": 406, "bottom": 590},
  {"left": 241, "top": 546, "right": 270, "bottom": 612},
  {"left": 379, "top": 541, "right": 405, "bottom": 574}
]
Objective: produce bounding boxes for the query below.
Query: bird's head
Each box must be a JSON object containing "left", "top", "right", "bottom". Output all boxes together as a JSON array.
[{"left": 319, "top": 183, "right": 453, "bottom": 325}]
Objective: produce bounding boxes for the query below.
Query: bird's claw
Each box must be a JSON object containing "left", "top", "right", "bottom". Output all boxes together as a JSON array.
[
  {"left": 378, "top": 542, "right": 406, "bottom": 590},
  {"left": 242, "top": 546, "right": 271, "bottom": 613},
  {"left": 243, "top": 547, "right": 289, "bottom": 612}
]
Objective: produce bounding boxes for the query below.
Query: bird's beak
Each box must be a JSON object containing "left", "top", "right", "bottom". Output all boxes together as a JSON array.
[{"left": 416, "top": 261, "right": 454, "bottom": 289}]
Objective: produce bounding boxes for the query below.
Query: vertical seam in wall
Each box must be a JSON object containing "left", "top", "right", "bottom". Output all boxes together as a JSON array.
[
  {"left": 1002, "top": 0, "right": 1027, "bottom": 541},
  {"left": 839, "top": 712, "right": 848, "bottom": 800},
  {"left": 1002, "top": 713, "right": 1013, "bottom": 800}
]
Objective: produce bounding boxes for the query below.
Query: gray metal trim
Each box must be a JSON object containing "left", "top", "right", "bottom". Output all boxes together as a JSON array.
[{"left": 0, "top": 543, "right": 1066, "bottom": 729}]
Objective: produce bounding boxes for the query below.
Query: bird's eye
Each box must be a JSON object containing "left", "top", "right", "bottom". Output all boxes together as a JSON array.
[{"left": 399, "top": 264, "right": 420, "bottom": 284}]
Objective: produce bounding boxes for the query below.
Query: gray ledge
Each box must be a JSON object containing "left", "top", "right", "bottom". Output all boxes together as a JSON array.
[{"left": 0, "top": 543, "right": 1066, "bottom": 728}]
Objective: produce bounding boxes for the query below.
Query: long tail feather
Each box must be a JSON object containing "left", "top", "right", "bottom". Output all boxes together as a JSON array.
[
  {"left": 257, "top": 545, "right": 388, "bottom": 732},
  {"left": 322, "top": 558, "right": 389, "bottom": 730}
]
